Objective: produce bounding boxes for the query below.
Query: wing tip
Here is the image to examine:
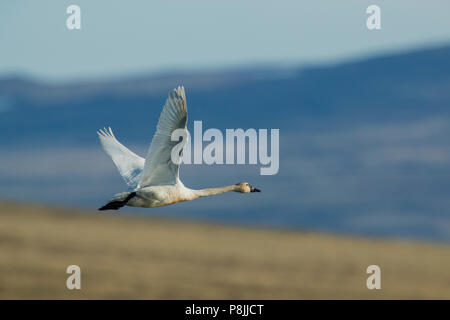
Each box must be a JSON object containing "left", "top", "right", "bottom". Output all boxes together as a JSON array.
[
  {"left": 97, "top": 127, "right": 115, "bottom": 138},
  {"left": 169, "top": 85, "right": 186, "bottom": 101},
  {"left": 178, "top": 85, "right": 185, "bottom": 100}
]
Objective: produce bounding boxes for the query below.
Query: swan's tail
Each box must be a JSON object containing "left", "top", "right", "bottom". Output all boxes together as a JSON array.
[{"left": 98, "top": 192, "right": 136, "bottom": 211}]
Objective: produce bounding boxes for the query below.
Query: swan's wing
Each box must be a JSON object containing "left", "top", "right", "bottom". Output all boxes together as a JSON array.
[
  {"left": 97, "top": 127, "right": 145, "bottom": 188},
  {"left": 138, "top": 86, "right": 188, "bottom": 188}
]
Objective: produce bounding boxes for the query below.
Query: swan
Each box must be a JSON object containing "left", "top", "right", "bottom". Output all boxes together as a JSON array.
[{"left": 97, "top": 86, "right": 260, "bottom": 211}]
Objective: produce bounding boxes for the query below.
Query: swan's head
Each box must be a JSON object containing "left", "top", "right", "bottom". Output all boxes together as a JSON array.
[{"left": 235, "top": 182, "right": 261, "bottom": 193}]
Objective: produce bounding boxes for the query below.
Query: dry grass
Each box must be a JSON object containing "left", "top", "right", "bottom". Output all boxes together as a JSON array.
[{"left": 0, "top": 201, "right": 449, "bottom": 299}]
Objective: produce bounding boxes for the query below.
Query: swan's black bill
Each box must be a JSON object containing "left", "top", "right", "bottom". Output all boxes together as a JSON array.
[{"left": 251, "top": 188, "right": 261, "bottom": 192}]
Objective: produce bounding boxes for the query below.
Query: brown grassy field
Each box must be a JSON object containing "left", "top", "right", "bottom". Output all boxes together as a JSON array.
[{"left": 0, "top": 201, "right": 449, "bottom": 299}]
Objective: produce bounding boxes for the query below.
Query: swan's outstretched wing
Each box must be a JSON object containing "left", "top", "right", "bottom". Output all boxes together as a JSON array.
[
  {"left": 138, "top": 86, "right": 188, "bottom": 188},
  {"left": 97, "top": 127, "right": 145, "bottom": 188}
]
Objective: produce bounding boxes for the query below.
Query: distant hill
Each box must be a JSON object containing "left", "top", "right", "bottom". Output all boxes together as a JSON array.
[
  {"left": 1, "top": 45, "right": 449, "bottom": 146},
  {"left": 0, "top": 44, "right": 449, "bottom": 242}
]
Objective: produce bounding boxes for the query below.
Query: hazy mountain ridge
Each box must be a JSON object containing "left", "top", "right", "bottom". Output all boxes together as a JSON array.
[{"left": 1, "top": 45, "right": 449, "bottom": 147}]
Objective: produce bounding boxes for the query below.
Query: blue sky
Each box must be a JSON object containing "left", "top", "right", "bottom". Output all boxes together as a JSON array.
[{"left": 1, "top": 0, "right": 450, "bottom": 81}]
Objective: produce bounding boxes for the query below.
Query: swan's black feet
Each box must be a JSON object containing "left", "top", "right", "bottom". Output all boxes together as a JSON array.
[
  {"left": 98, "top": 201, "right": 124, "bottom": 211},
  {"left": 98, "top": 192, "right": 136, "bottom": 211}
]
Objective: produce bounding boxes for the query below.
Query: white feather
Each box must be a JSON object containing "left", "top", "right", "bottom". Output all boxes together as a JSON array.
[
  {"left": 138, "top": 86, "right": 188, "bottom": 188},
  {"left": 97, "top": 127, "right": 145, "bottom": 188}
]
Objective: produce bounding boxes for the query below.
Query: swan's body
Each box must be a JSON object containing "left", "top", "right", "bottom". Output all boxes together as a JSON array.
[
  {"left": 97, "top": 86, "right": 260, "bottom": 211},
  {"left": 111, "top": 184, "right": 244, "bottom": 209}
]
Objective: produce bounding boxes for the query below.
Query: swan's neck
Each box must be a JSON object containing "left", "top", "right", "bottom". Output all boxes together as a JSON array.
[{"left": 188, "top": 185, "right": 239, "bottom": 199}]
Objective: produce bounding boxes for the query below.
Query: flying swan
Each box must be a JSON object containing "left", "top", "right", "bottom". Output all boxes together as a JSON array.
[{"left": 97, "top": 86, "right": 260, "bottom": 211}]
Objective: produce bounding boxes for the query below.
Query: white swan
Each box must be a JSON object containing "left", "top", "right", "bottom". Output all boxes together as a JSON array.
[{"left": 97, "top": 86, "right": 260, "bottom": 211}]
